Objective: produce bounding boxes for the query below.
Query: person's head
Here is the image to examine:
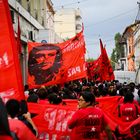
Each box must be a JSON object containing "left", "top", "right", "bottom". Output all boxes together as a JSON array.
[
  {"left": 6, "top": 99, "right": 20, "bottom": 118},
  {"left": 47, "top": 93, "right": 62, "bottom": 105},
  {"left": 27, "top": 93, "right": 39, "bottom": 103},
  {"left": 24, "top": 84, "right": 29, "bottom": 91},
  {"left": 19, "top": 100, "right": 28, "bottom": 115},
  {"left": 78, "top": 91, "right": 95, "bottom": 109},
  {"left": 123, "top": 90, "right": 134, "bottom": 103},
  {"left": 36, "top": 87, "right": 48, "bottom": 100},
  {"left": 0, "top": 98, "right": 11, "bottom": 136},
  {"left": 28, "top": 44, "right": 62, "bottom": 85},
  {"left": 129, "top": 82, "right": 135, "bottom": 92}
]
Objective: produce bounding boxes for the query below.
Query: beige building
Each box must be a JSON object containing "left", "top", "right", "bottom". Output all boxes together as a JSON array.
[{"left": 54, "top": 8, "right": 82, "bottom": 41}]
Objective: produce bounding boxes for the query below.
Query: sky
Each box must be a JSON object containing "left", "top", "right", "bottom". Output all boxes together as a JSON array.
[{"left": 52, "top": 0, "right": 139, "bottom": 59}]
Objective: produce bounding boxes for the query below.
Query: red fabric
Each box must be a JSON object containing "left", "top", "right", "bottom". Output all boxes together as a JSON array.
[
  {"left": 68, "top": 107, "right": 107, "bottom": 140},
  {"left": 0, "top": 0, "right": 25, "bottom": 101},
  {"left": 86, "top": 39, "right": 114, "bottom": 82},
  {"left": 28, "top": 102, "right": 76, "bottom": 140},
  {"left": 96, "top": 96, "right": 140, "bottom": 135},
  {"left": 0, "top": 135, "right": 13, "bottom": 140},
  {"left": 9, "top": 119, "right": 37, "bottom": 140},
  {"left": 119, "top": 103, "right": 138, "bottom": 121},
  {"left": 27, "top": 97, "right": 140, "bottom": 139},
  {"left": 118, "top": 97, "right": 139, "bottom": 106},
  {"left": 27, "top": 30, "right": 87, "bottom": 88},
  {"left": 86, "top": 56, "right": 102, "bottom": 81},
  {"left": 99, "top": 39, "right": 115, "bottom": 82}
]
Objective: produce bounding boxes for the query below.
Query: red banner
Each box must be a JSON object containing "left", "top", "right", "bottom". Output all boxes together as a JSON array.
[
  {"left": 28, "top": 97, "right": 140, "bottom": 139},
  {"left": 86, "top": 56, "right": 102, "bottom": 81},
  {"left": 99, "top": 39, "right": 115, "bottom": 81},
  {"left": 0, "top": 0, "right": 24, "bottom": 101},
  {"left": 28, "top": 102, "right": 76, "bottom": 140},
  {"left": 28, "top": 31, "right": 87, "bottom": 88}
]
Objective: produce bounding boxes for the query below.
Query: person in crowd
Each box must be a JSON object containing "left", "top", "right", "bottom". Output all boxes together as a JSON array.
[
  {"left": 24, "top": 84, "right": 30, "bottom": 95},
  {"left": 138, "top": 89, "right": 140, "bottom": 105},
  {"left": 6, "top": 99, "right": 38, "bottom": 140},
  {"left": 27, "top": 93, "right": 39, "bottom": 103},
  {"left": 117, "top": 90, "right": 140, "bottom": 122},
  {"left": 18, "top": 100, "right": 38, "bottom": 136},
  {"left": 129, "top": 82, "right": 139, "bottom": 102},
  {"left": 0, "top": 98, "right": 14, "bottom": 140},
  {"left": 108, "top": 83, "right": 117, "bottom": 96},
  {"left": 47, "top": 93, "right": 63, "bottom": 105},
  {"left": 61, "top": 88, "right": 77, "bottom": 99},
  {"left": 36, "top": 86, "right": 48, "bottom": 100},
  {"left": 68, "top": 91, "right": 113, "bottom": 140}
]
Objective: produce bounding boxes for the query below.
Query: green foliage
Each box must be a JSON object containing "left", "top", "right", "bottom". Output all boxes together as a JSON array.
[
  {"left": 111, "top": 49, "right": 116, "bottom": 70},
  {"left": 86, "top": 58, "right": 95, "bottom": 62},
  {"left": 111, "top": 32, "right": 124, "bottom": 70},
  {"left": 114, "top": 33, "right": 124, "bottom": 59}
]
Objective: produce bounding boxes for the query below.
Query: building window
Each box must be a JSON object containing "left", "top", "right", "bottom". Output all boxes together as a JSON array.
[
  {"left": 28, "top": 31, "right": 33, "bottom": 41},
  {"left": 35, "top": 11, "right": 38, "bottom": 20},
  {"left": 27, "top": 3, "right": 31, "bottom": 13},
  {"left": 42, "top": 17, "right": 45, "bottom": 26},
  {"left": 76, "top": 24, "right": 82, "bottom": 30},
  {"left": 76, "top": 15, "right": 81, "bottom": 21}
]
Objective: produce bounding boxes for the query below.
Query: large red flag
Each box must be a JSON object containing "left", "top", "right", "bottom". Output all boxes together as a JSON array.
[
  {"left": 27, "top": 30, "right": 87, "bottom": 88},
  {"left": 0, "top": 0, "right": 25, "bottom": 101},
  {"left": 99, "top": 39, "right": 115, "bottom": 81}
]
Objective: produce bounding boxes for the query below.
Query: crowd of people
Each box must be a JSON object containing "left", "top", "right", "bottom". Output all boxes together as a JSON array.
[{"left": 1, "top": 78, "right": 140, "bottom": 139}]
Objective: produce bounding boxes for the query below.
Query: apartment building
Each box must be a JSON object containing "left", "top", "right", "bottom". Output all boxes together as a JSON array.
[{"left": 54, "top": 8, "right": 82, "bottom": 41}]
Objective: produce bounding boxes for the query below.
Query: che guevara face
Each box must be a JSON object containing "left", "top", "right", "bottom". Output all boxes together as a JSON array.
[
  {"left": 35, "top": 49, "right": 57, "bottom": 70},
  {"left": 28, "top": 44, "right": 62, "bottom": 85}
]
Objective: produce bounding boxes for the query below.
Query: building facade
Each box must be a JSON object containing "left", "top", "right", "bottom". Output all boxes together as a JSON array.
[
  {"left": 54, "top": 8, "right": 82, "bottom": 41},
  {"left": 120, "top": 21, "right": 140, "bottom": 84},
  {"left": 134, "top": 23, "right": 140, "bottom": 84}
]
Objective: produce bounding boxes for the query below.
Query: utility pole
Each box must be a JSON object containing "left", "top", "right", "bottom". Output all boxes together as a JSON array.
[{"left": 135, "top": 1, "right": 140, "bottom": 23}]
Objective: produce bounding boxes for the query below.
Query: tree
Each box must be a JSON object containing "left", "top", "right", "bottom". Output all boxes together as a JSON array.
[
  {"left": 111, "top": 33, "right": 124, "bottom": 70},
  {"left": 86, "top": 58, "right": 95, "bottom": 62}
]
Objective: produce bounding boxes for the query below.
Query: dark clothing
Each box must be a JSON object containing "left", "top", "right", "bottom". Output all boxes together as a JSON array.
[{"left": 18, "top": 115, "right": 36, "bottom": 136}]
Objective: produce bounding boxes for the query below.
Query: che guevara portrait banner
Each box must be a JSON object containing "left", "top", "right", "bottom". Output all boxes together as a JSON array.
[
  {"left": 28, "top": 30, "right": 87, "bottom": 88},
  {"left": 0, "top": 0, "right": 25, "bottom": 101}
]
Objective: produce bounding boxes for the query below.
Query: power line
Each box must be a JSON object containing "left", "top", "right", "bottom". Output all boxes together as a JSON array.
[
  {"left": 54, "top": 7, "right": 136, "bottom": 34},
  {"left": 86, "top": 38, "right": 114, "bottom": 46},
  {"left": 54, "top": 0, "right": 90, "bottom": 9},
  {"left": 85, "top": 7, "right": 137, "bottom": 28}
]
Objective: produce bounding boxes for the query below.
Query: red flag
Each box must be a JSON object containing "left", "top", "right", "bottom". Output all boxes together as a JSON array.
[
  {"left": 86, "top": 56, "right": 102, "bottom": 81},
  {"left": 27, "top": 30, "right": 87, "bottom": 88},
  {"left": 99, "top": 39, "right": 115, "bottom": 81},
  {"left": 0, "top": 0, "right": 25, "bottom": 101},
  {"left": 100, "top": 38, "right": 104, "bottom": 55}
]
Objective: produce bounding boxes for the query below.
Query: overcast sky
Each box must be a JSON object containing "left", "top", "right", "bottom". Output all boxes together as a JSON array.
[{"left": 52, "top": 0, "right": 139, "bottom": 59}]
